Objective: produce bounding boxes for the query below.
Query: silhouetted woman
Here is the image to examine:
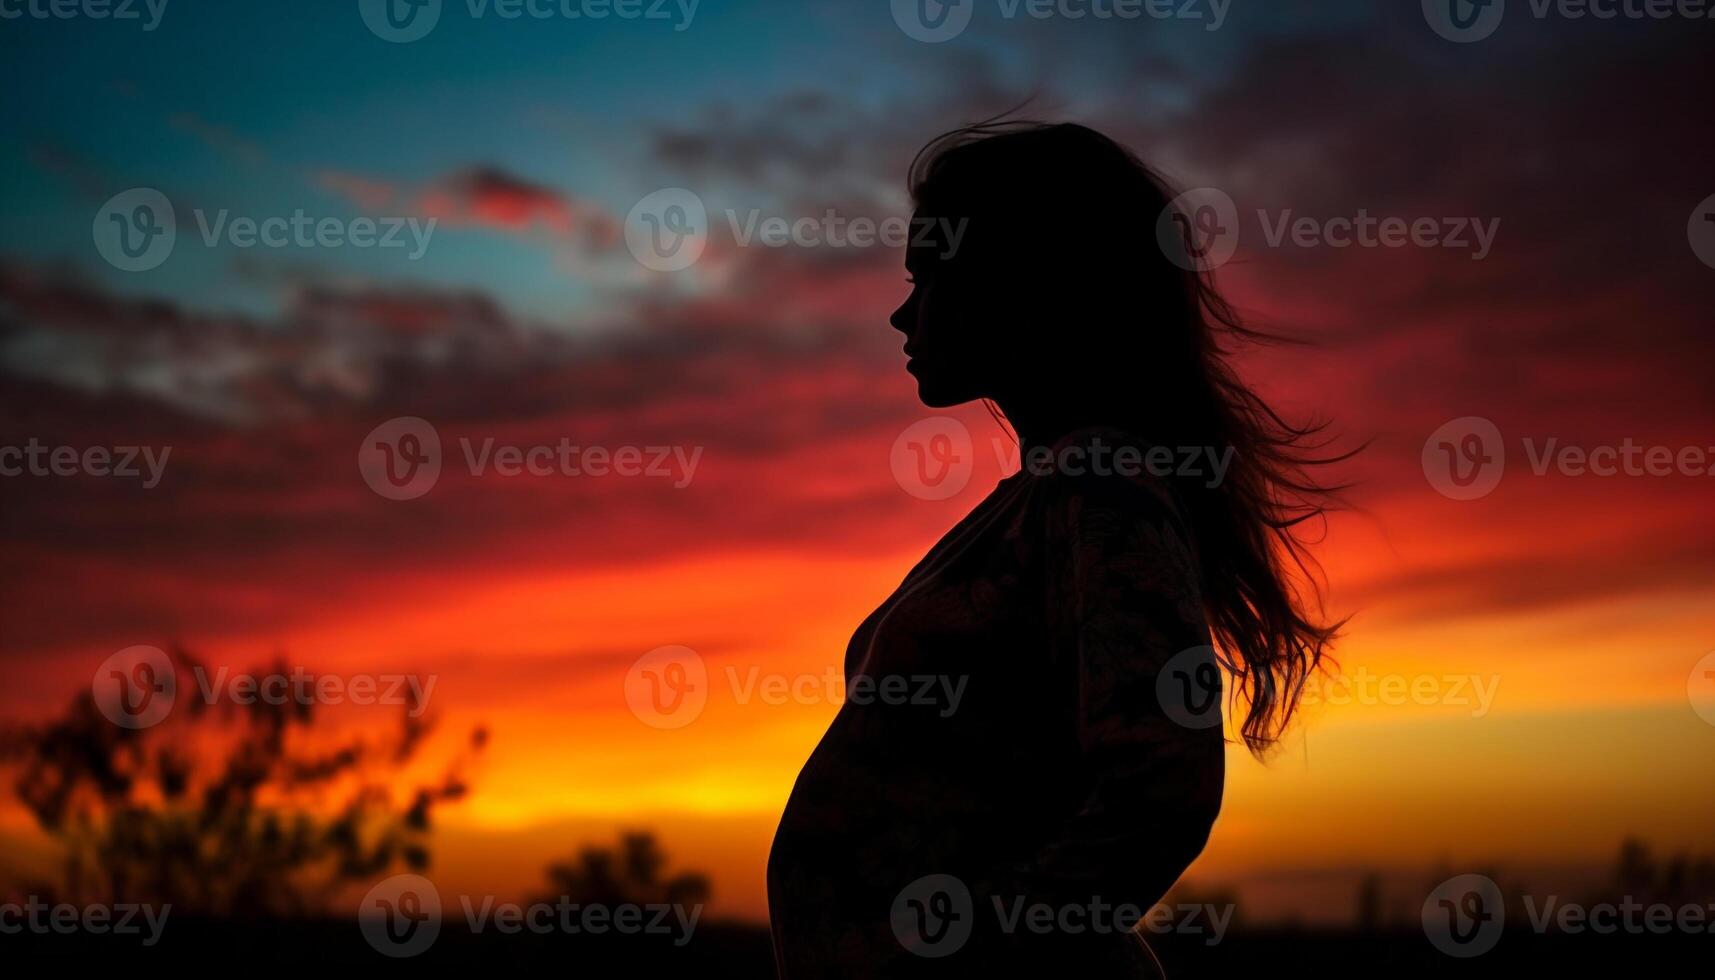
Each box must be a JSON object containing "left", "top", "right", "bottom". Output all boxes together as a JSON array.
[{"left": 768, "top": 122, "right": 1345, "bottom": 977}]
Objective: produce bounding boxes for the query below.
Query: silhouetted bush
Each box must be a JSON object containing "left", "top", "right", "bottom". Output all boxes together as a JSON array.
[
  {"left": 0, "top": 646, "right": 485, "bottom": 917},
  {"left": 534, "top": 830, "right": 710, "bottom": 909}
]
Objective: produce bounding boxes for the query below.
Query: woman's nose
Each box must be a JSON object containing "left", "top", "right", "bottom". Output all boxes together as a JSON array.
[{"left": 889, "top": 296, "right": 914, "bottom": 337}]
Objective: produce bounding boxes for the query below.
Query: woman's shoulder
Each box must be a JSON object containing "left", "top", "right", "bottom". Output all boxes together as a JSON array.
[
  {"left": 1019, "top": 426, "right": 1206, "bottom": 608},
  {"left": 1019, "top": 425, "right": 1193, "bottom": 525}
]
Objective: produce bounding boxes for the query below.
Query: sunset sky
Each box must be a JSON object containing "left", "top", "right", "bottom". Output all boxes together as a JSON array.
[{"left": 2, "top": 1, "right": 1712, "bottom": 923}]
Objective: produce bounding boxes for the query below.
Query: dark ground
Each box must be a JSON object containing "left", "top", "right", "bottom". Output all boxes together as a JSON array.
[{"left": 5, "top": 919, "right": 1704, "bottom": 976}]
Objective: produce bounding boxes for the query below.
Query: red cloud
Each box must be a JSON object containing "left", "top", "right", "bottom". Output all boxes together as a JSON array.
[
  {"left": 315, "top": 166, "right": 620, "bottom": 249},
  {"left": 417, "top": 167, "right": 619, "bottom": 247}
]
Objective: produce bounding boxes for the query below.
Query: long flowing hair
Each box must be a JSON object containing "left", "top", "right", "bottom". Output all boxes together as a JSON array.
[{"left": 909, "top": 120, "right": 1353, "bottom": 755}]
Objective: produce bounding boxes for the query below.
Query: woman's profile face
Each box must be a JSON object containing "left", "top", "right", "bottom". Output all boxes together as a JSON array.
[{"left": 889, "top": 208, "right": 1011, "bottom": 408}]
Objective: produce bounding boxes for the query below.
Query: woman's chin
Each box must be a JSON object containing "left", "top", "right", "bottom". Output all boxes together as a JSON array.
[
  {"left": 912, "top": 382, "right": 973, "bottom": 410},
  {"left": 904, "top": 360, "right": 980, "bottom": 408}
]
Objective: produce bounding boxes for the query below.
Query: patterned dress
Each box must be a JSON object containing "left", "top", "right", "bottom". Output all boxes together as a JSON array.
[{"left": 768, "top": 427, "right": 1226, "bottom": 977}]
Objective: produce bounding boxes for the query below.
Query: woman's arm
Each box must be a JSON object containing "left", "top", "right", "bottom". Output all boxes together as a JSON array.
[{"left": 987, "top": 467, "right": 1227, "bottom": 922}]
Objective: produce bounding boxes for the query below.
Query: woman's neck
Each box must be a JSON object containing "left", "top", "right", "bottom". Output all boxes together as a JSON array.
[{"left": 995, "top": 398, "right": 1113, "bottom": 456}]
